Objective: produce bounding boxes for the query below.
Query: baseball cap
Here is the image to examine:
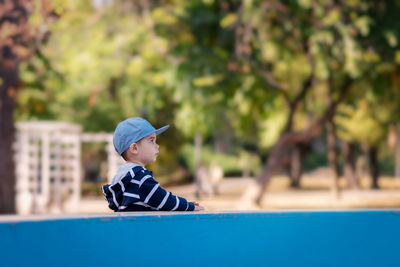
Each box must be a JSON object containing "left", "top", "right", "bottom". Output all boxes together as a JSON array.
[{"left": 113, "top": 117, "right": 169, "bottom": 155}]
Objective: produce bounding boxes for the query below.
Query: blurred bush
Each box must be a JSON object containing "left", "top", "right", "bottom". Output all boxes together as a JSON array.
[
  {"left": 82, "top": 181, "right": 103, "bottom": 197},
  {"left": 303, "top": 151, "right": 328, "bottom": 171},
  {"left": 178, "top": 144, "right": 262, "bottom": 177}
]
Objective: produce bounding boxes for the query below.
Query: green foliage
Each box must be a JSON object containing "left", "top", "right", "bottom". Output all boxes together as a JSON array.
[
  {"left": 18, "top": 1, "right": 176, "bottom": 131},
  {"left": 303, "top": 151, "right": 329, "bottom": 171},
  {"left": 179, "top": 144, "right": 261, "bottom": 177},
  {"left": 15, "top": 0, "right": 400, "bottom": 182}
]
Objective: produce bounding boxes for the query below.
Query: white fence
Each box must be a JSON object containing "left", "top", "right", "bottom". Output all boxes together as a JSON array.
[{"left": 14, "top": 121, "right": 123, "bottom": 215}]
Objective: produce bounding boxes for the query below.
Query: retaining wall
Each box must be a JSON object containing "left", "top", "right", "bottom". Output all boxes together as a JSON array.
[{"left": 1, "top": 210, "right": 399, "bottom": 267}]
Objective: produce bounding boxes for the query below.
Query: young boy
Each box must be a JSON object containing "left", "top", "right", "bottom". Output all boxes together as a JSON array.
[{"left": 102, "top": 117, "right": 204, "bottom": 212}]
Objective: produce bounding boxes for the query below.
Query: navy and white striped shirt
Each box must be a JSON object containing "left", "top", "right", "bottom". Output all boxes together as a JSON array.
[{"left": 102, "top": 165, "right": 195, "bottom": 212}]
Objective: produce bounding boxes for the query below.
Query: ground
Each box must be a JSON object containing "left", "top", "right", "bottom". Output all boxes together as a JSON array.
[{"left": 80, "top": 173, "right": 400, "bottom": 213}]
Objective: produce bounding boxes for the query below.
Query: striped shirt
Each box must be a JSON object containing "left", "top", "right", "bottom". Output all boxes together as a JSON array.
[{"left": 102, "top": 165, "right": 195, "bottom": 212}]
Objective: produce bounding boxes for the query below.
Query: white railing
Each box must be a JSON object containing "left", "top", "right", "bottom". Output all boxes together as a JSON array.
[{"left": 14, "top": 121, "right": 124, "bottom": 215}]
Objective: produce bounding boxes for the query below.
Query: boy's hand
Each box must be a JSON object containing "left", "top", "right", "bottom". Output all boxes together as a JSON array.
[
  {"left": 193, "top": 202, "right": 205, "bottom": 211},
  {"left": 194, "top": 205, "right": 204, "bottom": 211}
]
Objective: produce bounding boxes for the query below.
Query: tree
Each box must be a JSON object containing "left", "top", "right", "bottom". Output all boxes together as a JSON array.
[
  {"left": 17, "top": 0, "right": 210, "bottom": 179},
  {"left": 9, "top": 0, "right": 400, "bottom": 211},
  {"left": 335, "top": 0, "right": 400, "bottom": 189},
  {"left": 232, "top": 0, "right": 384, "bottom": 205},
  {"left": 0, "top": 0, "right": 56, "bottom": 213}
]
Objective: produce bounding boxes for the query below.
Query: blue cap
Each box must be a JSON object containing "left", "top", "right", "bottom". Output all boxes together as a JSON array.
[{"left": 113, "top": 117, "right": 169, "bottom": 155}]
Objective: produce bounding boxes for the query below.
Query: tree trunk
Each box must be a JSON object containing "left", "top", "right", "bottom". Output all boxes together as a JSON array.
[
  {"left": 255, "top": 119, "right": 332, "bottom": 204},
  {"left": 194, "top": 132, "right": 203, "bottom": 198},
  {"left": 368, "top": 146, "right": 380, "bottom": 189},
  {"left": 0, "top": 1, "right": 54, "bottom": 214},
  {"left": 255, "top": 55, "right": 312, "bottom": 196},
  {"left": 255, "top": 77, "right": 352, "bottom": 205},
  {"left": 342, "top": 141, "right": 360, "bottom": 189},
  {"left": 0, "top": 0, "right": 35, "bottom": 214},
  {"left": 0, "top": 59, "right": 18, "bottom": 214},
  {"left": 213, "top": 118, "right": 233, "bottom": 154},
  {"left": 326, "top": 119, "right": 340, "bottom": 197},
  {"left": 289, "top": 145, "right": 305, "bottom": 188},
  {"left": 356, "top": 153, "right": 367, "bottom": 187},
  {"left": 395, "top": 125, "right": 400, "bottom": 179},
  {"left": 242, "top": 169, "right": 251, "bottom": 178}
]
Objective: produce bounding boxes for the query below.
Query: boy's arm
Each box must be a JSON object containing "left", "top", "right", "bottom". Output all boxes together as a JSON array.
[{"left": 139, "top": 175, "right": 195, "bottom": 211}]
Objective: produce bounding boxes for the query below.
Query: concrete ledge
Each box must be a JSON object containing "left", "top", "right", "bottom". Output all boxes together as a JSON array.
[{"left": 1, "top": 210, "right": 399, "bottom": 267}]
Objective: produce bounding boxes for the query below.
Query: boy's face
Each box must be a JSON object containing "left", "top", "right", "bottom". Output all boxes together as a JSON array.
[{"left": 136, "top": 133, "right": 159, "bottom": 165}]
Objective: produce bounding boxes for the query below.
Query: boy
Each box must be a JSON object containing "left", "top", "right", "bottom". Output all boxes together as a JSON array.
[{"left": 102, "top": 117, "right": 204, "bottom": 212}]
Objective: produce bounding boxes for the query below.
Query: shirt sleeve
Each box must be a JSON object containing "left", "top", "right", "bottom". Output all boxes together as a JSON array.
[{"left": 139, "top": 174, "right": 195, "bottom": 211}]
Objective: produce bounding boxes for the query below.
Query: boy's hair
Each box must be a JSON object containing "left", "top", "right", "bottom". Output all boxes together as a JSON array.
[
  {"left": 121, "top": 150, "right": 129, "bottom": 161},
  {"left": 113, "top": 117, "right": 169, "bottom": 156}
]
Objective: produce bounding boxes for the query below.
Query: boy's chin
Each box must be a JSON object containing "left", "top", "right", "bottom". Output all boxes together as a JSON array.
[{"left": 148, "top": 158, "right": 157, "bottom": 164}]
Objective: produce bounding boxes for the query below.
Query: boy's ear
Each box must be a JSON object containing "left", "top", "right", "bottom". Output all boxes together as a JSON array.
[{"left": 128, "top": 143, "right": 138, "bottom": 154}]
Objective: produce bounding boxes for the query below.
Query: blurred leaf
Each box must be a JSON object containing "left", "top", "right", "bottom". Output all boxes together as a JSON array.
[
  {"left": 385, "top": 31, "right": 398, "bottom": 47},
  {"left": 395, "top": 51, "right": 400, "bottom": 64},
  {"left": 192, "top": 74, "right": 223, "bottom": 87},
  {"left": 220, "top": 13, "right": 237, "bottom": 28}
]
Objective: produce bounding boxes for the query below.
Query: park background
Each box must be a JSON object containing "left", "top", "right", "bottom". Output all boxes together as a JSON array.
[{"left": 1, "top": 0, "right": 400, "bottom": 214}]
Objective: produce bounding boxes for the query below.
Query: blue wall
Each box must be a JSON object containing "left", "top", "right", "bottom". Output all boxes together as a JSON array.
[{"left": 1, "top": 210, "right": 399, "bottom": 267}]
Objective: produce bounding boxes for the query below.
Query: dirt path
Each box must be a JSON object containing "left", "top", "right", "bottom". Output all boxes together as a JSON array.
[{"left": 81, "top": 176, "right": 400, "bottom": 213}]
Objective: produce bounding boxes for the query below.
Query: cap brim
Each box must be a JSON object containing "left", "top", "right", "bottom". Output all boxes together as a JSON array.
[{"left": 155, "top": 125, "right": 169, "bottom": 135}]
